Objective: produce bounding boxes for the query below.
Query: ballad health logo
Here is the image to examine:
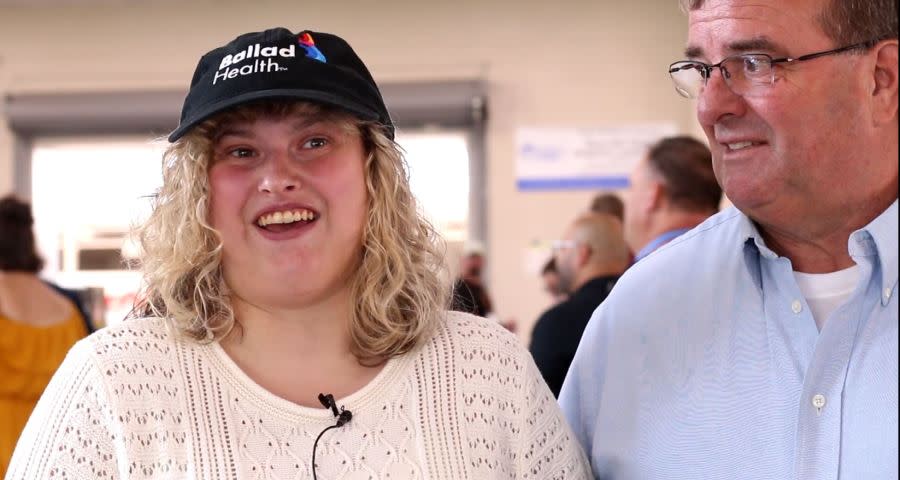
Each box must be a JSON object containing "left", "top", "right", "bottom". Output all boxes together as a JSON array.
[
  {"left": 213, "top": 33, "right": 328, "bottom": 85},
  {"left": 298, "top": 32, "right": 327, "bottom": 63},
  {"left": 214, "top": 43, "right": 294, "bottom": 85}
]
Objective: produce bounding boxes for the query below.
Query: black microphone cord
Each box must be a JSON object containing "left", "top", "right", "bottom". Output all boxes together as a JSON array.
[
  {"left": 311, "top": 423, "right": 340, "bottom": 480},
  {"left": 311, "top": 393, "right": 353, "bottom": 480}
]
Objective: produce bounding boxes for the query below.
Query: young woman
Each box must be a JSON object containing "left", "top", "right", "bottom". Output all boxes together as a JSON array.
[{"left": 6, "top": 28, "right": 590, "bottom": 479}]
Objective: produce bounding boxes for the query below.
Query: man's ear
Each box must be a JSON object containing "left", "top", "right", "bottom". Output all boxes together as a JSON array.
[
  {"left": 647, "top": 181, "right": 666, "bottom": 213},
  {"left": 576, "top": 243, "right": 593, "bottom": 269},
  {"left": 870, "top": 40, "right": 898, "bottom": 126}
]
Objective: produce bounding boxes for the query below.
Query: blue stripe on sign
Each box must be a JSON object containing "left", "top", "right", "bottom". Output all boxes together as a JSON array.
[{"left": 516, "top": 176, "right": 630, "bottom": 191}]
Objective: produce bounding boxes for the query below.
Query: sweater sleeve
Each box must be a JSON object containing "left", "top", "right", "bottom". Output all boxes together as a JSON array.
[
  {"left": 5, "top": 338, "right": 119, "bottom": 479},
  {"left": 448, "top": 312, "right": 592, "bottom": 479},
  {"left": 514, "top": 334, "right": 593, "bottom": 479}
]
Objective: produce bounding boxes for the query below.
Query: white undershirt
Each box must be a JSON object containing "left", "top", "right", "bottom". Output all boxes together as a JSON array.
[{"left": 793, "top": 265, "right": 860, "bottom": 331}]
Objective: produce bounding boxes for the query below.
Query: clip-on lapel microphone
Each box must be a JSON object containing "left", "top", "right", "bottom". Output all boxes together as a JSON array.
[{"left": 311, "top": 393, "right": 353, "bottom": 479}]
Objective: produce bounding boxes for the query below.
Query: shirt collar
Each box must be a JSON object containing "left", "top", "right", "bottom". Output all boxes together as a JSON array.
[
  {"left": 738, "top": 213, "right": 769, "bottom": 293},
  {"left": 737, "top": 211, "right": 779, "bottom": 258},
  {"left": 574, "top": 275, "right": 620, "bottom": 296},
  {"left": 634, "top": 228, "right": 693, "bottom": 262},
  {"left": 739, "top": 200, "right": 898, "bottom": 304},
  {"left": 851, "top": 200, "right": 897, "bottom": 305}
]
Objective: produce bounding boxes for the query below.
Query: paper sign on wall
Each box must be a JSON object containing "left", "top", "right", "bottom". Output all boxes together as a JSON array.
[{"left": 515, "top": 124, "right": 678, "bottom": 191}]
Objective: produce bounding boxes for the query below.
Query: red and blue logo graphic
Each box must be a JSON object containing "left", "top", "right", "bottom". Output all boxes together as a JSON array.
[{"left": 298, "top": 32, "right": 327, "bottom": 63}]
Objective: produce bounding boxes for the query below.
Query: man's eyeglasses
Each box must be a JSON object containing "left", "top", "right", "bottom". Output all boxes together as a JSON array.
[
  {"left": 551, "top": 240, "right": 578, "bottom": 253},
  {"left": 668, "top": 39, "right": 880, "bottom": 99}
]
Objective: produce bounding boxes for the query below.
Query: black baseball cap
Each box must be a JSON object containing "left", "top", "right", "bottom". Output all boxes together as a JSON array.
[{"left": 168, "top": 27, "right": 394, "bottom": 142}]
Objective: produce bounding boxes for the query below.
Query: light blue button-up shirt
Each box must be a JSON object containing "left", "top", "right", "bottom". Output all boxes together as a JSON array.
[
  {"left": 632, "top": 228, "right": 692, "bottom": 263},
  {"left": 560, "top": 202, "right": 898, "bottom": 480}
]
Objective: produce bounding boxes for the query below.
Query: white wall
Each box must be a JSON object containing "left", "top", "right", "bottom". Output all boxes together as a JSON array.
[
  {"left": 0, "top": 120, "right": 11, "bottom": 194},
  {"left": 0, "top": 0, "right": 697, "bottom": 341}
]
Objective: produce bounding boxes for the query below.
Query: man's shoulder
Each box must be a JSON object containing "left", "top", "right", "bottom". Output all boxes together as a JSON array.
[
  {"left": 600, "top": 208, "right": 750, "bottom": 318},
  {"left": 663, "top": 207, "right": 744, "bottom": 250},
  {"left": 629, "top": 208, "right": 746, "bottom": 276},
  {"left": 530, "top": 301, "right": 569, "bottom": 341},
  {"left": 537, "top": 279, "right": 609, "bottom": 322},
  {"left": 571, "top": 276, "right": 619, "bottom": 306},
  {"left": 536, "top": 298, "right": 575, "bottom": 324},
  {"left": 565, "top": 209, "right": 755, "bottom": 404}
]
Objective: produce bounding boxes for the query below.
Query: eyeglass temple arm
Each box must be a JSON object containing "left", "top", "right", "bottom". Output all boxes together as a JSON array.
[{"left": 774, "top": 40, "right": 880, "bottom": 65}]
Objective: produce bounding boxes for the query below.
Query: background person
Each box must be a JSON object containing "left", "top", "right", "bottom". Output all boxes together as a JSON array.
[
  {"left": 540, "top": 257, "right": 568, "bottom": 305},
  {"left": 450, "top": 243, "right": 517, "bottom": 331},
  {"left": 623, "top": 135, "right": 721, "bottom": 263},
  {"left": 530, "top": 213, "right": 630, "bottom": 397},
  {"left": 589, "top": 192, "right": 625, "bottom": 222},
  {"left": 0, "top": 196, "right": 88, "bottom": 478},
  {"left": 450, "top": 243, "right": 493, "bottom": 317}
]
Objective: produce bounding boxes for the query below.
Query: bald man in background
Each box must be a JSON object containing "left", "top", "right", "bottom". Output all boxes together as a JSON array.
[{"left": 529, "top": 213, "right": 631, "bottom": 397}]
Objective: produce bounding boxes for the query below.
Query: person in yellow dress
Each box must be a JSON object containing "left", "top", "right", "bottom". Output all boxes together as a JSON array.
[{"left": 0, "top": 195, "right": 88, "bottom": 477}]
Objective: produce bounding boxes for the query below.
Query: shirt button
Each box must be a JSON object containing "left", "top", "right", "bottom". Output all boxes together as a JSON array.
[
  {"left": 812, "top": 394, "right": 826, "bottom": 415},
  {"left": 884, "top": 288, "right": 893, "bottom": 301},
  {"left": 791, "top": 300, "right": 803, "bottom": 314}
]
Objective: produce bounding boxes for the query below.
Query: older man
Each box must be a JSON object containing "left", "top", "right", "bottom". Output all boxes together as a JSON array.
[{"left": 560, "top": 0, "right": 898, "bottom": 478}]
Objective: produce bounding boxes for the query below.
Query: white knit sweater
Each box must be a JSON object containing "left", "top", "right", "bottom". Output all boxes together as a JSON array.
[{"left": 6, "top": 311, "right": 591, "bottom": 479}]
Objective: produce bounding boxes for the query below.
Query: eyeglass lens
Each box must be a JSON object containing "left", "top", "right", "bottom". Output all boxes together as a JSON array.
[{"left": 669, "top": 54, "right": 774, "bottom": 98}]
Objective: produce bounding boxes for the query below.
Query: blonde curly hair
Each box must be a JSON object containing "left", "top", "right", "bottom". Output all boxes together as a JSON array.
[{"left": 133, "top": 100, "right": 449, "bottom": 362}]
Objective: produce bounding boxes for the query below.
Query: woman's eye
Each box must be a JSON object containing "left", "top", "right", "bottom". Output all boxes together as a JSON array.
[
  {"left": 229, "top": 147, "right": 255, "bottom": 158},
  {"left": 302, "top": 137, "right": 329, "bottom": 149}
]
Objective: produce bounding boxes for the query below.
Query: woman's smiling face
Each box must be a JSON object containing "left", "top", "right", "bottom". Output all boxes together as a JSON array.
[{"left": 207, "top": 110, "right": 368, "bottom": 310}]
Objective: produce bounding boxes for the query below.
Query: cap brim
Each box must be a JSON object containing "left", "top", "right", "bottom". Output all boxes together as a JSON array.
[{"left": 167, "top": 88, "right": 382, "bottom": 142}]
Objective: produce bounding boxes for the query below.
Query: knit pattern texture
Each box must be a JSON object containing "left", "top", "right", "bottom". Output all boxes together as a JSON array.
[{"left": 6, "top": 311, "right": 590, "bottom": 479}]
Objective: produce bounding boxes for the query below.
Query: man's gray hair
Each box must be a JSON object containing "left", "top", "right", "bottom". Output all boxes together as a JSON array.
[{"left": 680, "top": 0, "right": 898, "bottom": 45}]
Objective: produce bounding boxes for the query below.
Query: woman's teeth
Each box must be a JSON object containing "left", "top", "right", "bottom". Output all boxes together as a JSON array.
[
  {"left": 257, "top": 209, "right": 316, "bottom": 227},
  {"left": 728, "top": 141, "right": 757, "bottom": 150}
]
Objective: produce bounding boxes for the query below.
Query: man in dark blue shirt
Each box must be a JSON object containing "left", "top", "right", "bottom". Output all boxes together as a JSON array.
[{"left": 530, "top": 213, "right": 630, "bottom": 397}]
